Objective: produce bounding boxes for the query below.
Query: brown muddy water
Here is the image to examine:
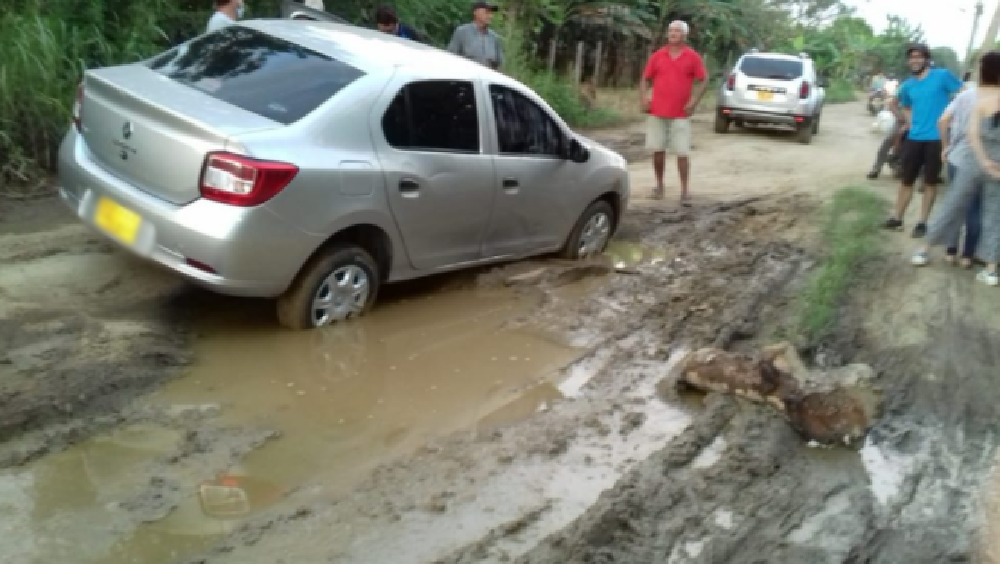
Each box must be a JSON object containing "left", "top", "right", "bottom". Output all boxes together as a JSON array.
[{"left": 0, "top": 245, "right": 667, "bottom": 564}]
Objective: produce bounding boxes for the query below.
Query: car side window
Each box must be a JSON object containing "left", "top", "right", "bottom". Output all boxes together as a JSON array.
[
  {"left": 381, "top": 80, "right": 480, "bottom": 153},
  {"left": 489, "top": 85, "right": 563, "bottom": 157}
]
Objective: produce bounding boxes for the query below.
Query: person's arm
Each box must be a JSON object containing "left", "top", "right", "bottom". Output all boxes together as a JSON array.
[
  {"left": 495, "top": 34, "right": 505, "bottom": 68},
  {"left": 447, "top": 27, "right": 462, "bottom": 55},
  {"left": 968, "top": 109, "right": 1000, "bottom": 177},
  {"left": 939, "top": 106, "right": 955, "bottom": 160},
  {"left": 684, "top": 53, "right": 709, "bottom": 116},
  {"left": 639, "top": 55, "right": 656, "bottom": 113}
]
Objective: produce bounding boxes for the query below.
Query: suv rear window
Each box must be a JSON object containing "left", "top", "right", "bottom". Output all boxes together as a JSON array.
[
  {"left": 739, "top": 56, "right": 803, "bottom": 81},
  {"left": 148, "top": 26, "right": 364, "bottom": 125}
]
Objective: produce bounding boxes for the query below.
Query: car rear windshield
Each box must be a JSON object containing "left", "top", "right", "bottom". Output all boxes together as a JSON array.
[
  {"left": 148, "top": 26, "right": 364, "bottom": 125},
  {"left": 739, "top": 56, "right": 803, "bottom": 81}
]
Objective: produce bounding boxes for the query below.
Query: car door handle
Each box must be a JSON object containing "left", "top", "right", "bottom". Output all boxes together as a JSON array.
[
  {"left": 399, "top": 178, "right": 420, "bottom": 193},
  {"left": 502, "top": 178, "right": 519, "bottom": 190}
]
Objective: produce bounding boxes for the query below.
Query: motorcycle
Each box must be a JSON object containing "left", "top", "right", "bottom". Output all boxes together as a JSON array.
[{"left": 868, "top": 89, "right": 887, "bottom": 116}]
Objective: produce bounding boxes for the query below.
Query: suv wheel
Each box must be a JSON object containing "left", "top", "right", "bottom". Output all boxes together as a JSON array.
[
  {"left": 812, "top": 111, "right": 821, "bottom": 134},
  {"left": 714, "top": 111, "right": 730, "bottom": 134},
  {"left": 560, "top": 200, "right": 616, "bottom": 260},
  {"left": 277, "top": 244, "right": 380, "bottom": 330},
  {"left": 796, "top": 121, "right": 814, "bottom": 145}
]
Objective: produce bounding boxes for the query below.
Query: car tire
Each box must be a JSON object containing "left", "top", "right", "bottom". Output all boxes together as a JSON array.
[
  {"left": 560, "top": 200, "right": 616, "bottom": 260},
  {"left": 714, "top": 112, "right": 730, "bottom": 134},
  {"left": 812, "top": 111, "right": 821, "bottom": 134},
  {"left": 734, "top": 119, "right": 745, "bottom": 128},
  {"left": 796, "top": 122, "right": 813, "bottom": 145},
  {"left": 277, "top": 244, "right": 380, "bottom": 330}
]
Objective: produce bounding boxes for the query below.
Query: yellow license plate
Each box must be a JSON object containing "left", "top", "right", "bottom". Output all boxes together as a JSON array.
[
  {"left": 757, "top": 91, "right": 774, "bottom": 101},
  {"left": 94, "top": 197, "right": 142, "bottom": 244}
]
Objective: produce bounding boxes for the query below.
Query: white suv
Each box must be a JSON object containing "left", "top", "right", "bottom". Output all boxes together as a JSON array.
[{"left": 714, "top": 50, "right": 827, "bottom": 144}]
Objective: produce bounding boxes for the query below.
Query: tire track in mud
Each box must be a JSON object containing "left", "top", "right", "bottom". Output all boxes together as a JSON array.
[
  {"left": 180, "top": 196, "right": 832, "bottom": 564},
  {"left": 0, "top": 201, "right": 193, "bottom": 467}
]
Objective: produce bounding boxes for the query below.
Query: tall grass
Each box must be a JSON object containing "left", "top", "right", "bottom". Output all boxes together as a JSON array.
[
  {"left": 788, "top": 187, "right": 886, "bottom": 344},
  {"left": 824, "top": 78, "right": 857, "bottom": 104},
  {"left": 0, "top": 0, "right": 614, "bottom": 191}
]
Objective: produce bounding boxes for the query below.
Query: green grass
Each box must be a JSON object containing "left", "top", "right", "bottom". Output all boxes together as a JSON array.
[
  {"left": 824, "top": 78, "right": 857, "bottom": 104},
  {"left": 786, "top": 187, "right": 886, "bottom": 344},
  {"left": 518, "top": 71, "right": 621, "bottom": 129}
]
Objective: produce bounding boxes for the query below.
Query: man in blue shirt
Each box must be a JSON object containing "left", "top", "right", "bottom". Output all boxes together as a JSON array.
[
  {"left": 374, "top": 5, "right": 423, "bottom": 42},
  {"left": 884, "top": 44, "right": 964, "bottom": 238}
]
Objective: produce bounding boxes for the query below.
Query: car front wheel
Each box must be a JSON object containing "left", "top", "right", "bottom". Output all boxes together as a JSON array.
[
  {"left": 560, "top": 200, "right": 616, "bottom": 260},
  {"left": 277, "top": 244, "right": 380, "bottom": 330}
]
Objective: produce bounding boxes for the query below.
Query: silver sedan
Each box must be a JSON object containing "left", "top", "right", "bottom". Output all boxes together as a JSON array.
[{"left": 58, "top": 20, "right": 630, "bottom": 329}]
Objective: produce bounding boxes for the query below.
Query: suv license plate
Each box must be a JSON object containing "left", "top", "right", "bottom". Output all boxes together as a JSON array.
[{"left": 757, "top": 91, "right": 774, "bottom": 101}]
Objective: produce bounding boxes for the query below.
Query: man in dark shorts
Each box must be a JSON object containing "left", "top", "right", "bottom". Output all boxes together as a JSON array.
[{"left": 884, "top": 44, "right": 963, "bottom": 237}]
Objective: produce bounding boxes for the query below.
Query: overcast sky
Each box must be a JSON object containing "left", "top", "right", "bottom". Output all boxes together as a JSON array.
[{"left": 846, "top": 0, "right": 989, "bottom": 56}]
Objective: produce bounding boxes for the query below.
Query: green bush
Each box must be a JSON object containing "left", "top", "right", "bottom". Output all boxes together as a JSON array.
[
  {"left": 0, "top": 0, "right": 610, "bottom": 189},
  {"left": 824, "top": 78, "right": 857, "bottom": 104}
]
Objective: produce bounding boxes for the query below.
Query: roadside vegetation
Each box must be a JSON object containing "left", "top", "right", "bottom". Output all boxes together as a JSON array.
[
  {"left": 787, "top": 187, "right": 886, "bottom": 344},
  {"left": 1, "top": 0, "right": 927, "bottom": 191}
]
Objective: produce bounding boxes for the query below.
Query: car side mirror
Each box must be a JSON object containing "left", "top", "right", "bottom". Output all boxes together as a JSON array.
[{"left": 566, "top": 138, "right": 590, "bottom": 163}]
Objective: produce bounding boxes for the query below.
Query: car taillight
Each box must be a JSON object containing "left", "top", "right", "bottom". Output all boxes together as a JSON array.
[
  {"left": 199, "top": 152, "right": 299, "bottom": 207},
  {"left": 73, "top": 83, "right": 84, "bottom": 131},
  {"left": 726, "top": 73, "right": 736, "bottom": 91},
  {"left": 799, "top": 81, "right": 810, "bottom": 99}
]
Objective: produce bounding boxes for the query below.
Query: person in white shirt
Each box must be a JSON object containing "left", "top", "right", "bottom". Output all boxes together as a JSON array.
[{"left": 207, "top": 0, "right": 244, "bottom": 33}]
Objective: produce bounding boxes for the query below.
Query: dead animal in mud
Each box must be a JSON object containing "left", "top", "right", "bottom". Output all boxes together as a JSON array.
[{"left": 669, "top": 343, "right": 879, "bottom": 446}]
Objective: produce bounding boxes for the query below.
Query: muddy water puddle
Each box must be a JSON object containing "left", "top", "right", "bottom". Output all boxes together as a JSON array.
[{"left": 1, "top": 278, "right": 605, "bottom": 564}]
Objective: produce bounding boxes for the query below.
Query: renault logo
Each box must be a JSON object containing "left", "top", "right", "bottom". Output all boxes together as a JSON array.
[{"left": 122, "top": 121, "right": 133, "bottom": 139}]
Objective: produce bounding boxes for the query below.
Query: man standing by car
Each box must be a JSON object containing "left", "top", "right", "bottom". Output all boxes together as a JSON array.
[
  {"left": 374, "top": 5, "right": 422, "bottom": 42},
  {"left": 639, "top": 20, "right": 708, "bottom": 204},
  {"left": 447, "top": 2, "right": 504, "bottom": 70},
  {"left": 207, "top": 0, "right": 243, "bottom": 32},
  {"left": 884, "top": 43, "right": 963, "bottom": 237}
]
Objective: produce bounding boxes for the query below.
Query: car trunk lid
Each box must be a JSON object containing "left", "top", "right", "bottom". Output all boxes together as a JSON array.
[{"left": 80, "top": 66, "right": 280, "bottom": 205}]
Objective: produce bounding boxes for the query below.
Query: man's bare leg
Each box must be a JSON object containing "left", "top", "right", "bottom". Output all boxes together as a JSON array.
[
  {"left": 920, "top": 184, "right": 937, "bottom": 222},
  {"left": 678, "top": 155, "right": 690, "bottom": 204},
  {"left": 888, "top": 183, "right": 914, "bottom": 225},
  {"left": 652, "top": 151, "right": 666, "bottom": 198}
]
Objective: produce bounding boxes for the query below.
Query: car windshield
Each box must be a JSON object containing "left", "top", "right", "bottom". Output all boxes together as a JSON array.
[
  {"left": 740, "top": 56, "right": 803, "bottom": 81},
  {"left": 148, "top": 26, "right": 364, "bottom": 125}
]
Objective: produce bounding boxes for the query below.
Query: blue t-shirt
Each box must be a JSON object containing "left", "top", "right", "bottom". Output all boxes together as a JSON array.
[{"left": 898, "top": 68, "right": 963, "bottom": 141}]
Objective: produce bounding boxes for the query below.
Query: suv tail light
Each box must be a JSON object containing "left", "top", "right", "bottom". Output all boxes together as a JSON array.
[
  {"left": 199, "top": 152, "right": 299, "bottom": 207},
  {"left": 73, "top": 83, "right": 84, "bottom": 131},
  {"left": 799, "top": 81, "right": 810, "bottom": 99},
  {"left": 726, "top": 73, "right": 736, "bottom": 91}
]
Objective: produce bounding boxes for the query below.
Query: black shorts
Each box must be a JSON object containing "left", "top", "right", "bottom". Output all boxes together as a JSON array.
[{"left": 900, "top": 139, "right": 943, "bottom": 186}]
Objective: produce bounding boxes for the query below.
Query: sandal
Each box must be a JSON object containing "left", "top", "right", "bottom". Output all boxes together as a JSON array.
[{"left": 651, "top": 187, "right": 665, "bottom": 200}]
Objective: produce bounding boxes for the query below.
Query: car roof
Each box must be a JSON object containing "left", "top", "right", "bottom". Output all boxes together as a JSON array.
[{"left": 242, "top": 19, "right": 493, "bottom": 78}]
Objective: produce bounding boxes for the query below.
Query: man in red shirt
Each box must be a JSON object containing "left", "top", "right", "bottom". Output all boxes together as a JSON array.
[{"left": 639, "top": 20, "right": 708, "bottom": 203}]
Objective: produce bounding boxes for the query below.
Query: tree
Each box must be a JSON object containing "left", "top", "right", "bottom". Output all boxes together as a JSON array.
[{"left": 931, "top": 47, "right": 962, "bottom": 76}]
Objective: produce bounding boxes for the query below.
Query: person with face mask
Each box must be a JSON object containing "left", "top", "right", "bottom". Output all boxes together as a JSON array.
[
  {"left": 207, "top": 0, "right": 244, "bottom": 33},
  {"left": 884, "top": 43, "right": 964, "bottom": 238}
]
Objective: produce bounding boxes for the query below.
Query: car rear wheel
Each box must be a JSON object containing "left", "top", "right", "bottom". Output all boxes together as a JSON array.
[
  {"left": 277, "top": 244, "right": 380, "bottom": 330},
  {"left": 812, "top": 111, "right": 821, "bottom": 134},
  {"left": 714, "top": 111, "right": 730, "bottom": 134},
  {"left": 560, "top": 200, "right": 616, "bottom": 260}
]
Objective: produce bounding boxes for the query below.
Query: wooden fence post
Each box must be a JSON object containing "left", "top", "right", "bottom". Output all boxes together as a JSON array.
[
  {"left": 547, "top": 39, "right": 557, "bottom": 72},
  {"left": 593, "top": 41, "right": 603, "bottom": 87},
  {"left": 574, "top": 41, "right": 585, "bottom": 85}
]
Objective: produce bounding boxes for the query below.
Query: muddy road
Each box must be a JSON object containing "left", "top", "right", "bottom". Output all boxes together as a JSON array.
[{"left": 3, "top": 100, "right": 1000, "bottom": 564}]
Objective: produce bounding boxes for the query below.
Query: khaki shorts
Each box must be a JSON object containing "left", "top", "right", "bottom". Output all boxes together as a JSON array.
[{"left": 644, "top": 116, "right": 691, "bottom": 155}]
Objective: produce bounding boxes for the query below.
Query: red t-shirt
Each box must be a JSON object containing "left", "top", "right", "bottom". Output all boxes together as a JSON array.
[{"left": 643, "top": 46, "right": 708, "bottom": 118}]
